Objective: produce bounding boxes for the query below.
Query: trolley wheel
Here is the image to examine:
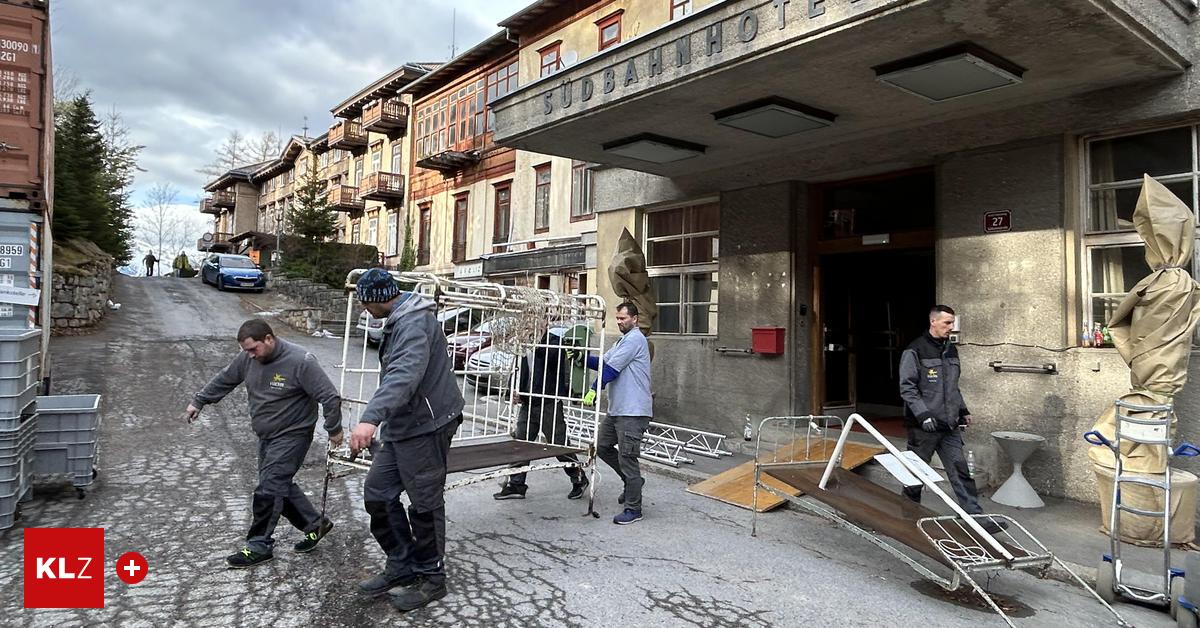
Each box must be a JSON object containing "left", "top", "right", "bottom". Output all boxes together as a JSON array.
[
  {"left": 1173, "top": 576, "right": 1187, "bottom": 620},
  {"left": 92, "top": 468, "right": 98, "bottom": 479},
  {"left": 76, "top": 488, "right": 86, "bottom": 500},
  {"left": 1097, "top": 559, "right": 1117, "bottom": 604},
  {"left": 1181, "top": 607, "right": 1199, "bottom": 628}
]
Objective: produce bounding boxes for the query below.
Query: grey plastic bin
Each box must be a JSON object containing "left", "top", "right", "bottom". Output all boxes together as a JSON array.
[
  {"left": 33, "top": 394, "right": 100, "bottom": 493},
  {"left": 0, "top": 399, "right": 34, "bottom": 431},
  {"left": 0, "top": 412, "right": 35, "bottom": 529},
  {"left": 0, "top": 329, "right": 39, "bottom": 362}
]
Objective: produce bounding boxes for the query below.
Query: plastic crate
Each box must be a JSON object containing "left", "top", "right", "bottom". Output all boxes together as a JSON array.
[
  {"left": 0, "top": 362, "right": 37, "bottom": 397},
  {"left": 0, "top": 381, "right": 39, "bottom": 418},
  {"left": 0, "top": 399, "right": 34, "bottom": 432},
  {"left": 34, "top": 394, "right": 100, "bottom": 445},
  {"left": 0, "top": 329, "right": 39, "bottom": 361},
  {"left": 32, "top": 441, "right": 95, "bottom": 488},
  {"left": 0, "top": 352, "right": 38, "bottom": 378},
  {"left": 0, "top": 416, "right": 34, "bottom": 488},
  {"left": 0, "top": 410, "right": 35, "bottom": 456}
]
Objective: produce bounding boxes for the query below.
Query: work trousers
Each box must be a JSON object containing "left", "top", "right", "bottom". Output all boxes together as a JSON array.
[
  {"left": 508, "top": 399, "right": 583, "bottom": 488},
  {"left": 597, "top": 415, "right": 650, "bottom": 511},
  {"left": 245, "top": 430, "right": 322, "bottom": 554},
  {"left": 902, "top": 427, "right": 982, "bottom": 514},
  {"left": 363, "top": 419, "right": 458, "bottom": 585}
]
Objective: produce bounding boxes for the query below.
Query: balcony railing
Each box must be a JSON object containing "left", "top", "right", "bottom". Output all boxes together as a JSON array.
[
  {"left": 328, "top": 118, "right": 368, "bottom": 151},
  {"left": 212, "top": 189, "right": 236, "bottom": 208},
  {"left": 359, "top": 172, "right": 405, "bottom": 202},
  {"left": 326, "top": 184, "right": 365, "bottom": 212},
  {"left": 200, "top": 198, "right": 220, "bottom": 215},
  {"left": 362, "top": 97, "right": 409, "bottom": 135}
]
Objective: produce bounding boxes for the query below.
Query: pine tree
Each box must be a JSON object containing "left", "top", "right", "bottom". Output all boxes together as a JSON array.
[
  {"left": 287, "top": 156, "right": 338, "bottom": 243},
  {"left": 98, "top": 107, "right": 143, "bottom": 264},
  {"left": 398, "top": 209, "right": 416, "bottom": 272},
  {"left": 52, "top": 95, "right": 108, "bottom": 243}
]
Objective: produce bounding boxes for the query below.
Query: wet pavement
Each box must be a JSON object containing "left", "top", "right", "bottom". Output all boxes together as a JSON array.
[{"left": 0, "top": 276, "right": 1171, "bottom": 626}]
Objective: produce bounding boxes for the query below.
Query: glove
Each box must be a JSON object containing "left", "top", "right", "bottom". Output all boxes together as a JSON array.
[
  {"left": 565, "top": 349, "right": 584, "bottom": 365},
  {"left": 581, "top": 389, "right": 597, "bottom": 407},
  {"left": 920, "top": 417, "right": 938, "bottom": 433}
]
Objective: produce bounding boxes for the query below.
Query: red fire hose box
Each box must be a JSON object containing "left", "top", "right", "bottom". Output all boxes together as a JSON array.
[{"left": 751, "top": 327, "right": 785, "bottom": 355}]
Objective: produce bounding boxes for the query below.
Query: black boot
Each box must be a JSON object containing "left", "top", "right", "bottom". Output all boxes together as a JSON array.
[
  {"left": 358, "top": 571, "right": 418, "bottom": 597},
  {"left": 389, "top": 576, "right": 448, "bottom": 611}
]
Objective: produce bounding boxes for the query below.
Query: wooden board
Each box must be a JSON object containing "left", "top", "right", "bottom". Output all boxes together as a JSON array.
[{"left": 686, "top": 439, "right": 884, "bottom": 513}]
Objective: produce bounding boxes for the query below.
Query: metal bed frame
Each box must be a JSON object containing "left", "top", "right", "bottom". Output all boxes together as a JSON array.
[{"left": 752, "top": 413, "right": 1128, "bottom": 627}]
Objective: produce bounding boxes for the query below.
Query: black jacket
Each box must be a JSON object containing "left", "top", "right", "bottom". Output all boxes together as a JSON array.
[
  {"left": 517, "top": 331, "right": 569, "bottom": 399},
  {"left": 898, "top": 332, "right": 970, "bottom": 430}
]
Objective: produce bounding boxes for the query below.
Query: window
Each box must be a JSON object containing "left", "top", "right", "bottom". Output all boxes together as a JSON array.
[
  {"left": 418, "top": 203, "right": 431, "bottom": 265},
  {"left": 390, "top": 140, "right": 403, "bottom": 173},
  {"left": 645, "top": 201, "right": 720, "bottom": 334},
  {"left": 671, "top": 0, "right": 692, "bottom": 20},
  {"left": 597, "top": 11, "right": 623, "bottom": 50},
  {"left": 1084, "top": 124, "right": 1199, "bottom": 346},
  {"left": 386, "top": 209, "right": 399, "bottom": 257},
  {"left": 351, "top": 218, "right": 361, "bottom": 244},
  {"left": 355, "top": 158, "right": 364, "bottom": 186},
  {"left": 453, "top": 194, "right": 469, "bottom": 263},
  {"left": 571, "top": 161, "right": 594, "bottom": 220},
  {"left": 370, "top": 143, "right": 382, "bottom": 173},
  {"left": 494, "top": 182, "right": 511, "bottom": 244},
  {"left": 367, "top": 213, "right": 378, "bottom": 246},
  {"left": 319, "top": 151, "right": 329, "bottom": 169},
  {"left": 415, "top": 58, "right": 518, "bottom": 160},
  {"left": 534, "top": 164, "right": 552, "bottom": 233},
  {"left": 539, "top": 42, "right": 563, "bottom": 78}
]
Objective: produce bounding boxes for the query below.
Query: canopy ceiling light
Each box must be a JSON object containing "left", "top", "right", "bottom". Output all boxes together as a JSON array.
[
  {"left": 602, "top": 133, "right": 706, "bottom": 163},
  {"left": 713, "top": 97, "right": 836, "bottom": 138},
  {"left": 873, "top": 42, "right": 1025, "bottom": 102}
]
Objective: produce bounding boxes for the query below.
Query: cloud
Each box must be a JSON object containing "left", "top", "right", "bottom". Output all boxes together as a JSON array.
[{"left": 50, "top": 0, "right": 530, "bottom": 204}]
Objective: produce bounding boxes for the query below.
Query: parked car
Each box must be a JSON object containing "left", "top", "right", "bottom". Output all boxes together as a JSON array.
[
  {"left": 200, "top": 254, "right": 266, "bottom": 292},
  {"left": 448, "top": 318, "right": 498, "bottom": 370}
]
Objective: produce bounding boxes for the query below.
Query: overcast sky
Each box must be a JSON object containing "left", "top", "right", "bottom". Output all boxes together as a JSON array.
[{"left": 51, "top": 0, "right": 531, "bottom": 207}]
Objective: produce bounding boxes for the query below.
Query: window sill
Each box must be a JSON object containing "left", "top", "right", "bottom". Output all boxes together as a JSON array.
[{"left": 570, "top": 213, "right": 596, "bottom": 223}]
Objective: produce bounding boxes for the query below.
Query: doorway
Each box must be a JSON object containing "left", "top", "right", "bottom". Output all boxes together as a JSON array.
[{"left": 811, "top": 169, "right": 936, "bottom": 436}]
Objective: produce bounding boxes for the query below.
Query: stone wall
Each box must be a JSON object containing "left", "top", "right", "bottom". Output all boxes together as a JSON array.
[
  {"left": 51, "top": 240, "right": 114, "bottom": 334},
  {"left": 266, "top": 273, "right": 359, "bottom": 335}
]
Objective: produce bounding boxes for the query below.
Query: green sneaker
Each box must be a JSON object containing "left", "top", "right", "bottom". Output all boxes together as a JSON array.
[
  {"left": 294, "top": 518, "right": 334, "bottom": 553},
  {"left": 226, "top": 547, "right": 273, "bottom": 568}
]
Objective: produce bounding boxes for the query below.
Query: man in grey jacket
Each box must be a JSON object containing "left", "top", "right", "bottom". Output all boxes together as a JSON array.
[
  {"left": 348, "top": 268, "right": 464, "bottom": 612},
  {"left": 898, "top": 305, "right": 1003, "bottom": 533},
  {"left": 184, "top": 319, "right": 343, "bottom": 568}
]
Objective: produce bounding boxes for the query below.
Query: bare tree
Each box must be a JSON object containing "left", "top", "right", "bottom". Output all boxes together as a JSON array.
[
  {"left": 137, "top": 182, "right": 184, "bottom": 275},
  {"left": 196, "top": 130, "right": 247, "bottom": 178},
  {"left": 249, "top": 130, "right": 282, "bottom": 162},
  {"left": 53, "top": 64, "right": 80, "bottom": 104}
]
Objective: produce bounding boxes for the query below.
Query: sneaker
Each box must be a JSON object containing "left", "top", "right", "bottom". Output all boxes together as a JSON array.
[
  {"left": 358, "top": 571, "right": 418, "bottom": 597},
  {"left": 979, "top": 518, "right": 1010, "bottom": 534},
  {"left": 226, "top": 547, "right": 273, "bottom": 569},
  {"left": 613, "top": 508, "right": 643, "bottom": 525},
  {"left": 493, "top": 484, "right": 526, "bottom": 500},
  {"left": 389, "top": 576, "right": 448, "bottom": 612},
  {"left": 294, "top": 518, "right": 334, "bottom": 553},
  {"left": 567, "top": 481, "right": 588, "bottom": 500}
]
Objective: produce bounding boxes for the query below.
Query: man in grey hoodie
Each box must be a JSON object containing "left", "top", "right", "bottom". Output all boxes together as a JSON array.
[
  {"left": 348, "top": 268, "right": 464, "bottom": 612},
  {"left": 184, "top": 318, "right": 344, "bottom": 568}
]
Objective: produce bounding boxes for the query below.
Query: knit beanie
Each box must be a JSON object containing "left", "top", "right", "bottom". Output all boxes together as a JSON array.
[{"left": 356, "top": 268, "right": 401, "bottom": 303}]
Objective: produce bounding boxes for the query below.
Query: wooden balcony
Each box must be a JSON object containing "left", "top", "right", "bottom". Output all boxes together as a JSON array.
[
  {"left": 328, "top": 118, "right": 367, "bottom": 152},
  {"left": 416, "top": 149, "right": 480, "bottom": 173},
  {"left": 362, "top": 97, "right": 409, "bottom": 135},
  {"left": 359, "top": 172, "right": 405, "bottom": 202},
  {"left": 198, "top": 231, "right": 234, "bottom": 252},
  {"left": 200, "top": 198, "right": 220, "bottom": 215},
  {"left": 326, "top": 184, "right": 365, "bottom": 212},
  {"left": 212, "top": 189, "right": 236, "bottom": 208}
]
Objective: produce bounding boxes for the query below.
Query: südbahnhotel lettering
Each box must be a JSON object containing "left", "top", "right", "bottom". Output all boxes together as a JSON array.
[{"left": 541, "top": 0, "right": 874, "bottom": 116}]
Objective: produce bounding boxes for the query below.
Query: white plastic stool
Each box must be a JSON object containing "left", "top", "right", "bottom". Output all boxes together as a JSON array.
[{"left": 990, "top": 431, "right": 1046, "bottom": 508}]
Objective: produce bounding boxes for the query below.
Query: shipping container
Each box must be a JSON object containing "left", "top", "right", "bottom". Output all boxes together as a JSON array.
[{"left": 0, "top": 1, "right": 46, "bottom": 208}]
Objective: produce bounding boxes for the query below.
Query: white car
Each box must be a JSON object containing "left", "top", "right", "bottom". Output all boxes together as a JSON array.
[{"left": 464, "top": 323, "right": 584, "bottom": 394}]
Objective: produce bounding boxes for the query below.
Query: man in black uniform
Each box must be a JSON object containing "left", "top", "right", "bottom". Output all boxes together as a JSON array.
[
  {"left": 898, "top": 305, "right": 1004, "bottom": 533},
  {"left": 349, "top": 268, "right": 464, "bottom": 612}
]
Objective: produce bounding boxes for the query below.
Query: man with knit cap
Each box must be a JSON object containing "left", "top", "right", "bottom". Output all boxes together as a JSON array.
[
  {"left": 184, "top": 318, "right": 343, "bottom": 568},
  {"left": 349, "top": 268, "right": 464, "bottom": 612}
]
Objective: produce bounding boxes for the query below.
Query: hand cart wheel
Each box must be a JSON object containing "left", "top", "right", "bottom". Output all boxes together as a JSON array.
[{"left": 1174, "top": 576, "right": 1187, "bottom": 619}]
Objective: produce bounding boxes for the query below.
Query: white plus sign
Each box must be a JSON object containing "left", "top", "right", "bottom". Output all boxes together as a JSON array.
[{"left": 123, "top": 561, "right": 141, "bottom": 577}]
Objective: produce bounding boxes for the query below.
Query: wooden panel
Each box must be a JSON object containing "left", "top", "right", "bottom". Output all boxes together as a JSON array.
[
  {"left": 448, "top": 440, "right": 583, "bottom": 475},
  {"left": 686, "top": 439, "right": 883, "bottom": 513}
]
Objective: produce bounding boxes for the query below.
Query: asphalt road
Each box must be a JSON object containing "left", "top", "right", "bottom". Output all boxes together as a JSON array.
[{"left": 0, "top": 276, "right": 1169, "bottom": 627}]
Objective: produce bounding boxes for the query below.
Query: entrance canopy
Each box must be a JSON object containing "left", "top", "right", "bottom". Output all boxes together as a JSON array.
[{"left": 493, "top": 0, "right": 1190, "bottom": 187}]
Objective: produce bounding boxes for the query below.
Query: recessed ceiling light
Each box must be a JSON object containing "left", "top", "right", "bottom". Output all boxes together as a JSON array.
[
  {"left": 874, "top": 42, "right": 1025, "bottom": 102},
  {"left": 602, "top": 133, "right": 706, "bottom": 163},
  {"left": 713, "top": 97, "right": 836, "bottom": 138}
]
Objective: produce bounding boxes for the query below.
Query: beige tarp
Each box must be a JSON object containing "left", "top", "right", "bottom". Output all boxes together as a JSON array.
[
  {"left": 609, "top": 228, "right": 657, "bottom": 337},
  {"left": 1087, "top": 175, "right": 1200, "bottom": 473}
]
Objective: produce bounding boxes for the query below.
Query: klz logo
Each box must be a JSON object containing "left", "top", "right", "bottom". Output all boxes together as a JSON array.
[{"left": 24, "top": 528, "right": 104, "bottom": 608}]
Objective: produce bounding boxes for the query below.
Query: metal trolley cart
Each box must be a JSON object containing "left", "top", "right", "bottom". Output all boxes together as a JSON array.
[
  {"left": 1084, "top": 399, "right": 1200, "bottom": 624},
  {"left": 753, "top": 413, "right": 1128, "bottom": 627}
]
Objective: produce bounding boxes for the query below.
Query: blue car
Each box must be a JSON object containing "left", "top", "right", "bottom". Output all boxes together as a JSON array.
[{"left": 200, "top": 254, "right": 266, "bottom": 292}]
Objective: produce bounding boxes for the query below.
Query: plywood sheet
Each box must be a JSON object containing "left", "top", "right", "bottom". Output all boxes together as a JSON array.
[{"left": 686, "top": 439, "right": 884, "bottom": 512}]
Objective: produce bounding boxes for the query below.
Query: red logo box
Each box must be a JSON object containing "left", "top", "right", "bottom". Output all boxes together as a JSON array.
[{"left": 24, "top": 528, "right": 105, "bottom": 608}]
